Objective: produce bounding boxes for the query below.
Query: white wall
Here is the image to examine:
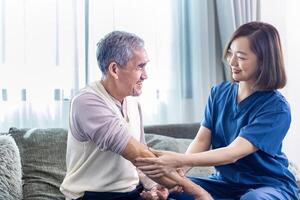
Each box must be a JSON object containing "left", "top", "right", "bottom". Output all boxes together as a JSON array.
[{"left": 261, "top": 0, "right": 300, "bottom": 167}]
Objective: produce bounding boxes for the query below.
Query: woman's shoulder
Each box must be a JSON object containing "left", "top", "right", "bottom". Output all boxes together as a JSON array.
[
  {"left": 212, "top": 81, "right": 236, "bottom": 95},
  {"left": 214, "top": 80, "right": 235, "bottom": 89},
  {"left": 270, "top": 90, "right": 290, "bottom": 111},
  {"left": 207, "top": 81, "right": 236, "bottom": 106},
  {"left": 258, "top": 90, "right": 290, "bottom": 113}
]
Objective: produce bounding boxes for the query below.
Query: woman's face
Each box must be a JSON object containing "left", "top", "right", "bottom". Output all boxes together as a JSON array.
[{"left": 226, "top": 36, "right": 259, "bottom": 85}]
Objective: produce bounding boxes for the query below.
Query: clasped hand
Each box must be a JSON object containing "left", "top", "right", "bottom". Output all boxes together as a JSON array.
[
  {"left": 140, "top": 184, "right": 183, "bottom": 200},
  {"left": 135, "top": 148, "right": 184, "bottom": 178}
]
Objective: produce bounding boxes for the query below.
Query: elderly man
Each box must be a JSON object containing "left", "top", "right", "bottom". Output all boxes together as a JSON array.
[{"left": 60, "top": 31, "right": 211, "bottom": 200}]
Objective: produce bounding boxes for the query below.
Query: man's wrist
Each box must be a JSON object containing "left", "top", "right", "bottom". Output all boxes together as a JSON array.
[{"left": 143, "top": 182, "right": 158, "bottom": 191}]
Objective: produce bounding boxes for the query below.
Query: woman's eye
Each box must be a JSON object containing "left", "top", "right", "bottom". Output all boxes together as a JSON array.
[
  {"left": 226, "top": 52, "right": 233, "bottom": 60},
  {"left": 237, "top": 57, "right": 246, "bottom": 60}
]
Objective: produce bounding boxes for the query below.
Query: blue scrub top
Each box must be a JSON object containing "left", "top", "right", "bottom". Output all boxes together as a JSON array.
[{"left": 202, "top": 81, "right": 299, "bottom": 198}]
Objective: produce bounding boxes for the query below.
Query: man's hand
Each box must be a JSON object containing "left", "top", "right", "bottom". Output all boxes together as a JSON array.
[{"left": 140, "top": 185, "right": 169, "bottom": 200}]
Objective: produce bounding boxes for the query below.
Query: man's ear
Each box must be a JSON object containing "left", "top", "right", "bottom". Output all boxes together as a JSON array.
[{"left": 108, "top": 62, "right": 119, "bottom": 80}]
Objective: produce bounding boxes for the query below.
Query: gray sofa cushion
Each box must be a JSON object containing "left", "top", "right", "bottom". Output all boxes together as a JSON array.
[
  {"left": 289, "top": 161, "right": 300, "bottom": 190},
  {"left": 9, "top": 128, "right": 67, "bottom": 200},
  {"left": 145, "top": 123, "right": 200, "bottom": 139},
  {"left": 0, "top": 135, "right": 22, "bottom": 200},
  {"left": 145, "top": 133, "right": 215, "bottom": 177}
]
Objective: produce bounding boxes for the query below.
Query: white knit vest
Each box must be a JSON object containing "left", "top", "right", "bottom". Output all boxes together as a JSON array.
[{"left": 60, "top": 82, "right": 141, "bottom": 200}]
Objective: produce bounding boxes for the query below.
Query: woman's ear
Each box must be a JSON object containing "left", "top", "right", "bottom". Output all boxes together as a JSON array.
[{"left": 108, "top": 62, "right": 119, "bottom": 80}]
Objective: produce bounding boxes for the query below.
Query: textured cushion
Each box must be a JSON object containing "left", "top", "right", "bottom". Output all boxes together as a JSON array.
[
  {"left": 0, "top": 135, "right": 22, "bottom": 200},
  {"left": 289, "top": 161, "right": 300, "bottom": 189},
  {"left": 145, "top": 133, "right": 215, "bottom": 177},
  {"left": 9, "top": 128, "right": 67, "bottom": 200}
]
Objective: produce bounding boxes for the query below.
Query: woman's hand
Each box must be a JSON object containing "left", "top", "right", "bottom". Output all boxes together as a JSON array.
[{"left": 135, "top": 148, "right": 185, "bottom": 178}]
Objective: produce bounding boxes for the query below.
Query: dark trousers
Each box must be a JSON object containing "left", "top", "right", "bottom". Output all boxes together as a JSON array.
[{"left": 74, "top": 184, "right": 144, "bottom": 200}]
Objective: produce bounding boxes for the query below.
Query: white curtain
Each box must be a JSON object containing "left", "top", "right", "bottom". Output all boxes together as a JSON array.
[
  {"left": 284, "top": 0, "right": 300, "bottom": 169},
  {"left": 1, "top": 0, "right": 232, "bottom": 131},
  {"left": 86, "top": 0, "right": 179, "bottom": 124},
  {"left": 216, "top": 0, "right": 260, "bottom": 79},
  {"left": 164, "top": 0, "right": 224, "bottom": 124},
  {"left": 0, "top": 0, "right": 85, "bottom": 132},
  {"left": 86, "top": 0, "right": 225, "bottom": 125}
]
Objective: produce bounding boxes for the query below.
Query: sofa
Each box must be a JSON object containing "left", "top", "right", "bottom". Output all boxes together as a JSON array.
[{"left": 0, "top": 123, "right": 299, "bottom": 200}]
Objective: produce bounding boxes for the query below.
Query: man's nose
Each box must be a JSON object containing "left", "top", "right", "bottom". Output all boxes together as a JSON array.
[{"left": 141, "top": 69, "right": 148, "bottom": 80}]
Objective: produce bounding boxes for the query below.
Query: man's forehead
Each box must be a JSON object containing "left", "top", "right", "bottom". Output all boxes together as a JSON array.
[{"left": 132, "top": 49, "right": 149, "bottom": 62}]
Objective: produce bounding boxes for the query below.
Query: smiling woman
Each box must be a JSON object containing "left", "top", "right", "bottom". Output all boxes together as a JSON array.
[
  {"left": 226, "top": 37, "right": 259, "bottom": 87},
  {"left": 137, "top": 22, "right": 299, "bottom": 200}
]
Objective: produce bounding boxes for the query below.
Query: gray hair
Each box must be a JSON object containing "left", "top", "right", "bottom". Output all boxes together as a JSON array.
[{"left": 96, "top": 31, "right": 145, "bottom": 74}]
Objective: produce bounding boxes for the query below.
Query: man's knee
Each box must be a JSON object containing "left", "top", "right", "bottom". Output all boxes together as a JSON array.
[
  {"left": 240, "top": 187, "right": 285, "bottom": 200},
  {"left": 240, "top": 190, "right": 260, "bottom": 200},
  {"left": 168, "top": 192, "right": 194, "bottom": 200}
]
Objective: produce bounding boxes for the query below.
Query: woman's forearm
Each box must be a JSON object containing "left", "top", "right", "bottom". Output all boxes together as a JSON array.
[{"left": 183, "top": 137, "right": 257, "bottom": 167}]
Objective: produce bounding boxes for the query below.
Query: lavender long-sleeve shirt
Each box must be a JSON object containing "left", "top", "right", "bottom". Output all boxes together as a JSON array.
[{"left": 69, "top": 91, "right": 144, "bottom": 154}]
